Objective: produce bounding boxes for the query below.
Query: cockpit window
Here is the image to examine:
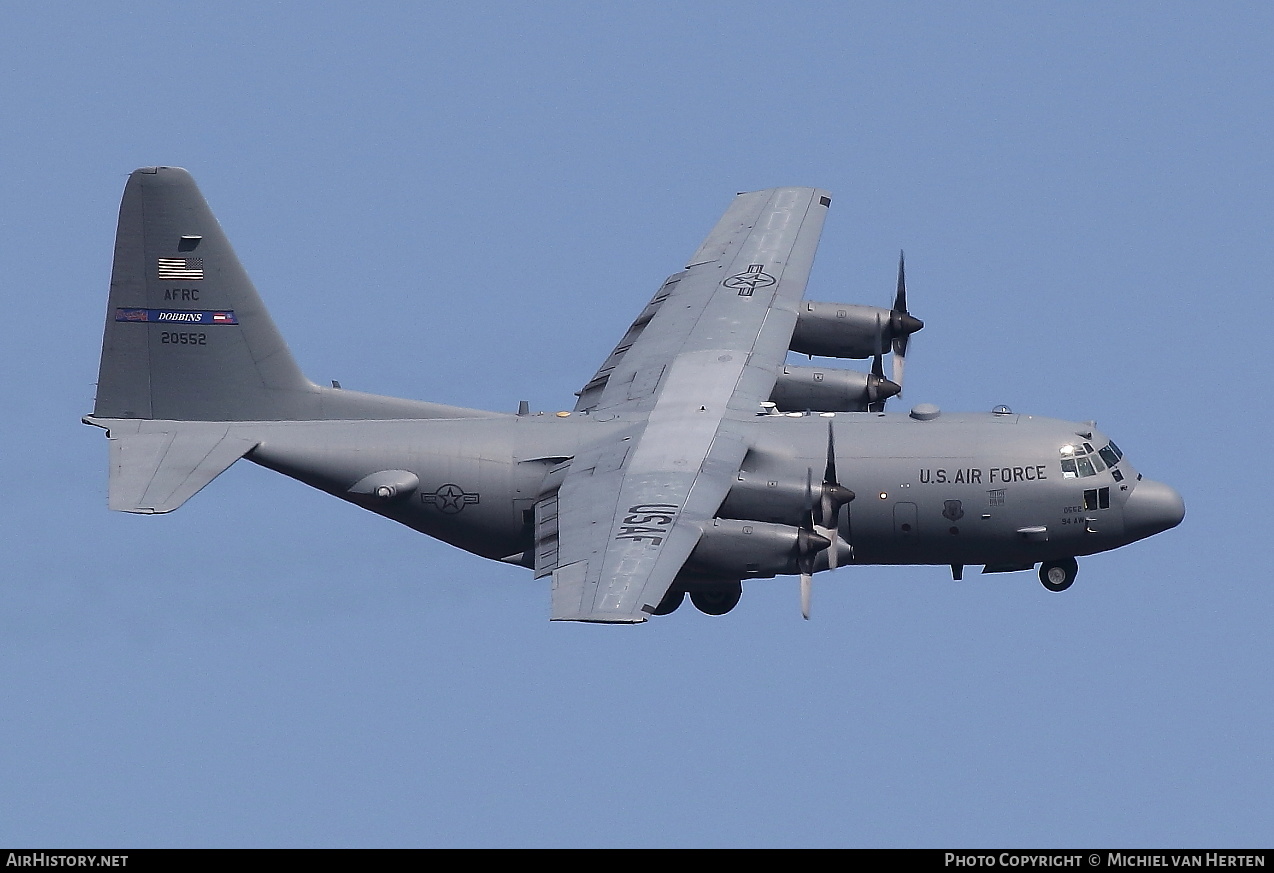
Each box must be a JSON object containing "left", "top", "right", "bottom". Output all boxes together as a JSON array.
[{"left": 1060, "top": 441, "right": 1123, "bottom": 479}]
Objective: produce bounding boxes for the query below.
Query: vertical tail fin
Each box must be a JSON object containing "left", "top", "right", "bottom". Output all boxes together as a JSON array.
[
  {"left": 94, "top": 166, "right": 318, "bottom": 421},
  {"left": 88, "top": 167, "right": 502, "bottom": 513}
]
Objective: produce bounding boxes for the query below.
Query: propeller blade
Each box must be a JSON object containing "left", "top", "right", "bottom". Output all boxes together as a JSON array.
[
  {"left": 819, "top": 421, "right": 855, "bottom": 569},
  {"left": 894, "top": 249, "right": 907, "bottom": 314},
  {"left": 823, "top": 420, "right": 838, "bottom": 487},
  {"left": 796, "top": 529, "right": 825, "bottom": 619},
  {"left": 871, "top": 314, "right": 886, "bottom": 381},
  {"left": 869, "top": 316, "right": 889, "bottom": 412},
  {"left": 889, "top": 250, "right": 922, "bottom": 393},
  {"left": 843, "top": 493, "right": 854, "bottom": 563},
  {"left": 798, "top": 468, "right": 830, "bottom": 618},
  {"left": 823, "top": 519, "right": 839, "bottom": 569},
  {"left": 821, "top": 425, "right": 839, "bottom": 569}
]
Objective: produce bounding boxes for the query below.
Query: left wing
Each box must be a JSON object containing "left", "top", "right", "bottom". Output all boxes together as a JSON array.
[
  {"left": 574, "top": 187, "right": 831, "bottom": 416},
  {"left": 546, "top": 188, "right": 831, "bottom": 621}
]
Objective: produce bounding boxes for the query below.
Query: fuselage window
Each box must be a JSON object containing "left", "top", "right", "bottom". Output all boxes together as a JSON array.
[{"left": 1083, "top": 487, "right": 1112, "bottom": 511}]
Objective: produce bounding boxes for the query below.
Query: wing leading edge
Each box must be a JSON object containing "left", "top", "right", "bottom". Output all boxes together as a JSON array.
[{"left": 550, "top": 188, "right": 831, "bottom": 621}]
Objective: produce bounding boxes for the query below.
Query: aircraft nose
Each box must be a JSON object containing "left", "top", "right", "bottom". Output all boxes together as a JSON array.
[{"left": 1123, "top": 478, "right": 1185, "bottom": 540}]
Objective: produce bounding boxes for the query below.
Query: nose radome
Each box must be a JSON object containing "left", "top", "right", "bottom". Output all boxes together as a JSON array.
[{"left": 1123, "top": 479, "right": 1185, "bottom": 540}]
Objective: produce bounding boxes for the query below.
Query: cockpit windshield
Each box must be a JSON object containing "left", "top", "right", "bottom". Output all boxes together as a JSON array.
[{"left": 1060, "top": 440, "right": 1122, "bottom": 479}]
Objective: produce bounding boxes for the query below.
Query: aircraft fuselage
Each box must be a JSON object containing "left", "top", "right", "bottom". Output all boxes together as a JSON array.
[{"left": 244, "top": 405, "right": 1180, "bottom": 576}]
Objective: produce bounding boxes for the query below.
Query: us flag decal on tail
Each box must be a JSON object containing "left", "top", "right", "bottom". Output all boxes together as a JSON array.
[{"left": 157, "top": 257, "right": 204, "bottom": 279}]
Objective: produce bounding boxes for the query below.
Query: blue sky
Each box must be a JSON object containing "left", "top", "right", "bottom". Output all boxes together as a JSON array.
[{"left": 1, "top": 2, "right": 1270, "bottom": 847}]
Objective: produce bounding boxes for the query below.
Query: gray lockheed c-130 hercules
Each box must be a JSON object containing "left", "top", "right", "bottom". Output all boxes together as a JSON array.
[{"left": 86, "top": 168, "right": 1184, "bottom": 622}]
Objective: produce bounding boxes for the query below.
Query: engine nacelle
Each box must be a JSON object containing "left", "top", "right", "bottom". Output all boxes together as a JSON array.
[
  {"left": 769, "top": 364, "right": 880, "bottom": 412},
  {"left": 717, "top": 470, "right": 810, "bottom": 526},
  {"left": 790, "top": 301, "right": 922, "bottom": 359},
  {"left": 718, "top": 469, "right": 855, "bottom": 531},
  {"left": 686, "top": 518, "right": 850, "bottom": 578}
]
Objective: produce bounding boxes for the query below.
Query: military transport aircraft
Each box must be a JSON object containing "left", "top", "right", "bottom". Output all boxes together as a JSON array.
[{"left": 85, "top": 168, "right": 1184, "bottom": 622}]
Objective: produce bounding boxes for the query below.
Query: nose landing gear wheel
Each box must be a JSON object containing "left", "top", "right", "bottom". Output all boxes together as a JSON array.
[{"left": 1039, "top": 557, "right": 1078, "bottom": 592}]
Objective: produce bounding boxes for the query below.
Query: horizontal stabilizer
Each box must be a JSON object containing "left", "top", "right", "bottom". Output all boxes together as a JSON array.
[{"left": 100, "top": 421, "right": 256, "bottom": 513}]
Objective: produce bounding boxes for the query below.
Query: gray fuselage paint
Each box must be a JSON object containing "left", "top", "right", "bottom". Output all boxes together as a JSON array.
[{"left": 244, "top": 409, "right": 1146, "bottom": 571}]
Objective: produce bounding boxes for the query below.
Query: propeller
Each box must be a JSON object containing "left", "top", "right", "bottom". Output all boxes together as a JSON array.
[
  {"left": 816, "top": 420, "right": 855, "bottom": 568},
  {"left": 797, "top": 468, "right": 832, "bottom": 619},
  {"left": 889, "top": 250, "right": 924, "bottom": 390},
  {"left": 867, "top": 315, "right": 901, "bottom": 412}
]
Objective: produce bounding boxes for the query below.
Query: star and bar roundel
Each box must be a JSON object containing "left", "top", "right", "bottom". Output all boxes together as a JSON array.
[
  {"left": 722, "top": 264, "right": 777, "bottom": 296},
  {"left": 421, "top": 483, "right": 480, "bottom": 514}
]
